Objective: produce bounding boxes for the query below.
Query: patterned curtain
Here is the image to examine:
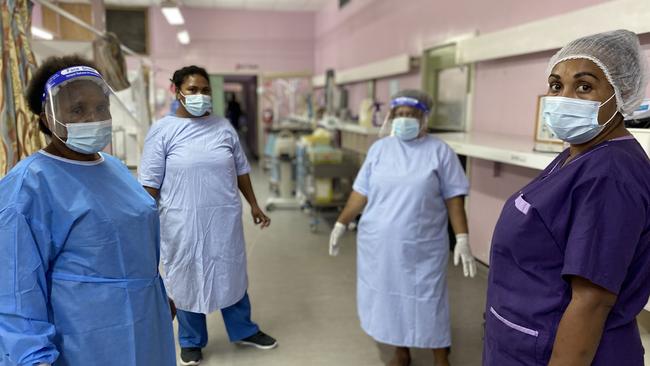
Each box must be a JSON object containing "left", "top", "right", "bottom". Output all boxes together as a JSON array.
[{"left": 0, "top": 0, "right": 46, "bottom": 177}]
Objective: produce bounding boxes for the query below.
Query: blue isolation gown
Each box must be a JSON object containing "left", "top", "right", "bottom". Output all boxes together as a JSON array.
[
  {"left": 0, "top": 151, "right": 175, "bottom": 366},
  {"left": 139, "top": 115, "right": 251, "bottom": 314},
  {"left": 353, "top": 135, "right": 469, "bottom": 348}
]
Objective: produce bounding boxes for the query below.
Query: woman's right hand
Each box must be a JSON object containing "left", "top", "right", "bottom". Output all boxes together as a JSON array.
[{"left": 329, "top": 222, "right": 347, "bottom": 256}]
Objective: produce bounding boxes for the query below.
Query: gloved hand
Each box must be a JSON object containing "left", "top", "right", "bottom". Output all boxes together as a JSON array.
[
  {"left": 453, "top": 233, "right": 477, "bottom": 278},
  {"left": 329, "top": 222, "right": 347, "bottom": 256}
]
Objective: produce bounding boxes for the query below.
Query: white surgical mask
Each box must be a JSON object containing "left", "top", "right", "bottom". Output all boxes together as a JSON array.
[
  {"left": 180, "top": 92, "right": 212, "bottom": 117},
  {"left": 392, "top": 117, "right": 421, "bottom": 141},
  {"left": 542, "top": 93, "right": 617, "bottom": 145},
  {"left": 55, "top": 119, "right": 113, "bottom": 154}
]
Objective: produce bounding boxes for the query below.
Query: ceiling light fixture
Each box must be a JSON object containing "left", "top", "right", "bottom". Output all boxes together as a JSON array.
[
  {"left": 161, "top": 5, "right": 185, "bottom": 25},
  {"left": 177, "top": 30, "right": 190, "bottom": 45}
]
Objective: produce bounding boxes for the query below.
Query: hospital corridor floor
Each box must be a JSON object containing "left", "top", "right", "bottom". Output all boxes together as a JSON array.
[{"left": 167, "top": 165, "right": 650, "bottom": 366}]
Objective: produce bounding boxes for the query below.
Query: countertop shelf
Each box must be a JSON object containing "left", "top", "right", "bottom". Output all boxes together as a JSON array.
[
  {"left": 432, "top": 132, "right": 559, "bottom": 171},
  {"left": 317, "top": 120, "right": 382, "bottom": 135},
  {"left": 327, "top": 125, "right": 650, "bottom": 171},
  {"left": 337, "top": 123, "right": 382, "bottom": 135}
]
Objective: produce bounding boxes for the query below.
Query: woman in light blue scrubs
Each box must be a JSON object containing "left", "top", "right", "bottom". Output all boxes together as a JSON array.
[
  {"left": 140, "top": 65, "right": 276, "bottom": 366},
  {"left": 330, "top": 89, "right": 478, "bottom": 366}
]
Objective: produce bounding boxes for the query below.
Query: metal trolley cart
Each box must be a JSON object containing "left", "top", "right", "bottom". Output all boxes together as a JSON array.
[{"left": 298, "top": 151, "right": 358, "bottom": 233}]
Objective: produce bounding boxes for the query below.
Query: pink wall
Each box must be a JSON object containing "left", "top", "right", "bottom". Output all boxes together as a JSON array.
[
  {"left": 313, "top": 0, "right": 640, "bottom": 264},
  {"left": 148, "top": 7, "right": 315, "bottom": 89},
  {"left": 314, "top": 0, "right": 608, "bottom": 74},
  {"left": 31, "top": 2, "right": 42, "bottom": 28}
]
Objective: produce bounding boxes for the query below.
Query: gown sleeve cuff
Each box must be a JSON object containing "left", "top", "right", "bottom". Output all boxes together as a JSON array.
[{"left": 138, "top": 176, "right": 162, "bottom": 190}]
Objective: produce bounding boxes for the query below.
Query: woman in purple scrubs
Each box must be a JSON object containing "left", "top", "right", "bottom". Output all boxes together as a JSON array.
[{"left": 484, "top": 30, "right": 650, "bottom": 366}]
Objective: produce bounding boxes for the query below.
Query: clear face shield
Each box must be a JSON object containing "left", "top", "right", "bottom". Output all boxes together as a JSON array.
[
  {"left": 378, "top": 96, "right": 431, "bottom": 139},
  {"left": 42, "top": 66, "right": 116, "bottom": 155}
]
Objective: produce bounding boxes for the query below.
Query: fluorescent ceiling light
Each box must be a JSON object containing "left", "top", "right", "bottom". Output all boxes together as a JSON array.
[
  {"left": 162, "top": 7, "right": 184, "bottom": 25},
  {"left": 31, "top": 26, "right": 54, "bottom": 40},
  {"left": 177, "top": 30, "right": 190, "bottom": 45}
]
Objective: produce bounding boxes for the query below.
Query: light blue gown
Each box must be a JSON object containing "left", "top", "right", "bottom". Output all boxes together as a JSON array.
[
  {"left": 139, "top": 115, "right": 251, "bottom": 314},
  {"left": 0, "top": 151, "right": 175, "bottom": 366},
  {"left": 353, "top": 135, "right": 469, "bottom": 348}
]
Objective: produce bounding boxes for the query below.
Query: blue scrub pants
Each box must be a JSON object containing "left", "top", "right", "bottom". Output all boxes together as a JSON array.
[{"left": 177, "top": 292, "right": 260, "bottom": 348}]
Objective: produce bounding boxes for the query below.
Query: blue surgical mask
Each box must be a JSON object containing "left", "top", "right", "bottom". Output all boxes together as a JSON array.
[
  {"left": 180, "top": 92, "right": 212, "bottom": 117},
  {"left": 56, "top": 119, "right": 113, "bottom": 154},
  {"left": 392, "top": 117, "right": 421, "bottom": 141},
  {"left": 542, "top": 93, "right": 617, "bottom": 144}
]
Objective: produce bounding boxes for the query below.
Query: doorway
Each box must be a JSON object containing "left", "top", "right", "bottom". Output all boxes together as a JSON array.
[{"left": 212, "top": 74, "right": 259, "bottom": 160}]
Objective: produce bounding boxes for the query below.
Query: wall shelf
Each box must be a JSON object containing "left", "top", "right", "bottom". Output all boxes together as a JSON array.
[
  {"left": 335, "top": 54, "right": 415, "bottom": 85},
  {"left": 457, "top": 0, "right": 650, "bottom": 64},
  {"left": 312, "top": 74, "right": 326, "bottom": 88},
  {"left": 312, "top": 53, "right": 417, "bottom": 88}
]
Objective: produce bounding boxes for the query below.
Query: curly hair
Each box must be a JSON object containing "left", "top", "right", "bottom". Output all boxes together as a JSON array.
[
  {"left": 25, "top": 55, "right": 98, "bottom": 136},
  {"left": 170, "top": 65, "right": 209, "bottom": 91}
]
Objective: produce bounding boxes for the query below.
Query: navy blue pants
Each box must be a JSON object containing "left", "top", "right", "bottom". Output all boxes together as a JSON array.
[{"left": 177, "top": 292, "right": 259, "bottom": 348}]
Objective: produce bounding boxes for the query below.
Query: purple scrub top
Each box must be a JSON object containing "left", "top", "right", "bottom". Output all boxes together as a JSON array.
[{"left": 484, "top": 137, "right": 650, "bottom": 366}]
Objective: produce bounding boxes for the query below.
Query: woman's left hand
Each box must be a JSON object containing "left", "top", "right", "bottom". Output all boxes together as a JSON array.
[{"left": 251, "top": 206, "right": 271, "bottom": 229}]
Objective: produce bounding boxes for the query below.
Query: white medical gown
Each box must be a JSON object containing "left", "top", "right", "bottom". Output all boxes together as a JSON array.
[
  {"left": 139, "top": 115, "right": 251, "bottom": 314},
  {"left": 0, "top": 151, "right": 175, "bottom": 366},
  {"left": 353, "top": 135, "right": 469, "bottom": 348}
]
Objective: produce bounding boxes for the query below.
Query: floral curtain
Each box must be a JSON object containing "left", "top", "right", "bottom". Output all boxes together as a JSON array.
[{"left": 0, "top": 0, "right": 46, "bottom": 177}]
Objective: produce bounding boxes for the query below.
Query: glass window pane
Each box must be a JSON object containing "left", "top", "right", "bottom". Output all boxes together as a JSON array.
[{"left": 434, "top": 66, "right": 468, "bottom": 130}]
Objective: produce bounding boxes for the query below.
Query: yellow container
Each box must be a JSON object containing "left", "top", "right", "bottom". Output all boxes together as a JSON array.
[{"left": 314, "top": 179, "right": 333, "bottom": 204}]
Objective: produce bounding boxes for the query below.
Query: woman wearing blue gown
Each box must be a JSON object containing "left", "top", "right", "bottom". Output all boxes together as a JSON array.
[
  {"left": 0, "top": 55, "right": 175, "bottom": 366},
  {"left": 330, "top": 90, "right": 478, "bottom": 366}
]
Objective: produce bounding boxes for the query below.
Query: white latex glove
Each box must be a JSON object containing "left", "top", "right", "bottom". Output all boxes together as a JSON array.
[
  {"left": 329, "top": 222, "right": 347, "bottom": 256},
  {"left": 453, "top": 233, "right": 477, "bottom": 278}
]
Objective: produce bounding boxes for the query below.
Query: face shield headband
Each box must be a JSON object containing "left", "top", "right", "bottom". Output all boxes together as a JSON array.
[
  {"left": 42, "top": 66, "right": 106, "bottom": 103},
  {"left": 389, "top": 96, "right": 431, "bottom": 114}
]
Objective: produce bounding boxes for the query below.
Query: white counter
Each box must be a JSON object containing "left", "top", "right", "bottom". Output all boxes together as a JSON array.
[
  {"left": 330, "top": 123, "right": 650, "bottom": 171},
  {"left": 337, "top": 123, "right": 382, "bottom": 135},
  {"left": 434, "top": 128, "right": 650, "bottom": 171},
  {"left": 317, "top": 120, "right": 381, "bottom": 135},
  {"left": 433, "top": 132, "right": 559, "bottom": 170}
]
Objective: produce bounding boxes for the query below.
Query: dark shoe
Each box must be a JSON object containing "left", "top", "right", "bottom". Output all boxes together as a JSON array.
[
  {"left": 180, "top": 347, "right": 202, "bottom": 365},
  {"left": 236, "top": 331, "right": 278, "bottom": 350}
]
